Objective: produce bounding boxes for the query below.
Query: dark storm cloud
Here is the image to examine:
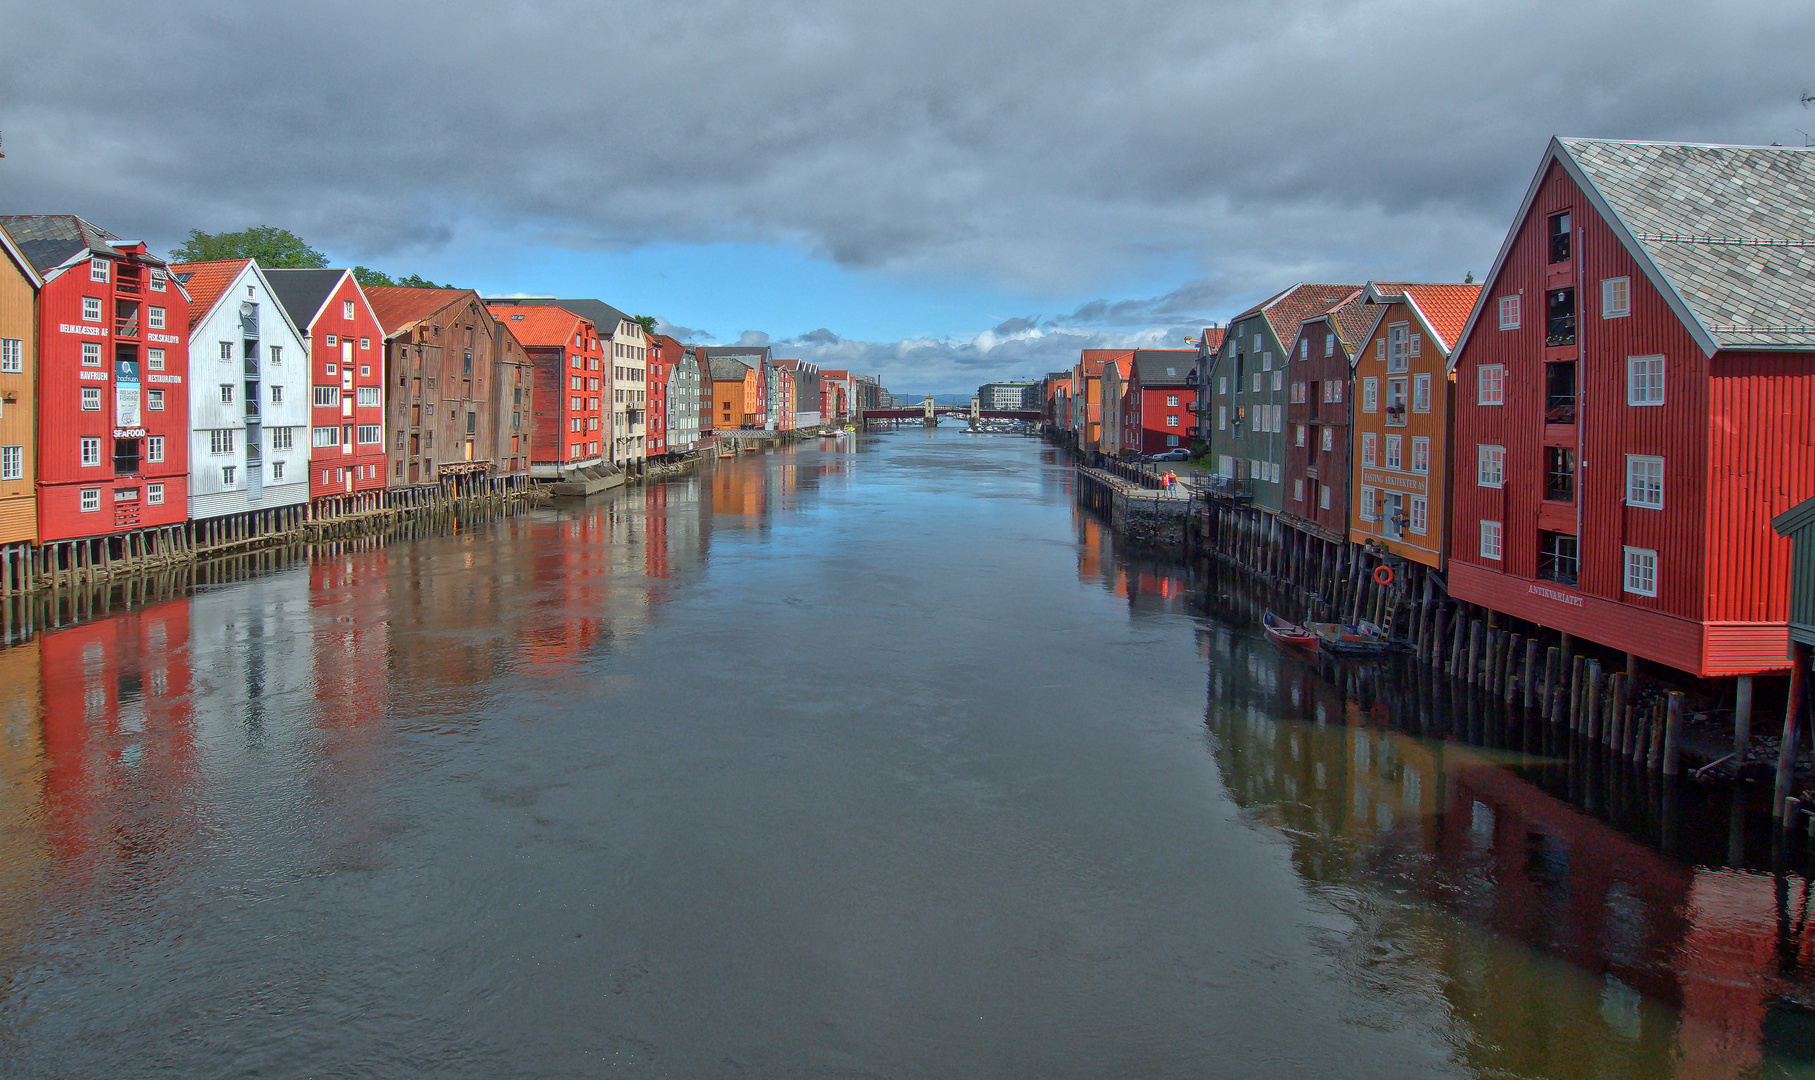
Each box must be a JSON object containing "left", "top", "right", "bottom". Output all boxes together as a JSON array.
[{"left": 6, "top": 0, "right": 1807, "bottom": 391}]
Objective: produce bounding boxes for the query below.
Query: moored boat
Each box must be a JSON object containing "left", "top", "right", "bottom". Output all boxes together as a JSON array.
[
  {"left": 1306, "top": 620, "right": 1397, "bottom": 656},
  {"left": 1263, "top": 611, "right": 1320, "bottom": 653}
]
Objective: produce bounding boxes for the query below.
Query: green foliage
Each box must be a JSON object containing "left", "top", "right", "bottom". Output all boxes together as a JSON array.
[
  {"left": 630, "top": 315, "right": 658, "bottom": 336},
  {"left": 1189, "top": 439, "right": 1211, "bottom": 460},
  {"left": 353, "top": 266, "right": 456, "bottom": 290},
  {"left": 170, "top": 226, "right": 327, "bottom": 268}
]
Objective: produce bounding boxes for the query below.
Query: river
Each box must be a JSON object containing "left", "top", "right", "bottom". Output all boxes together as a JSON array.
[{"left": 0, "top": 425, "right": 1811, "bottom": 1078}]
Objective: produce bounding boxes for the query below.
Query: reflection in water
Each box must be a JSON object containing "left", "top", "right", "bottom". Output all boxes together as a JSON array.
[{"left": 1, "top": 427, "right": 1814, "bottom": 1077}]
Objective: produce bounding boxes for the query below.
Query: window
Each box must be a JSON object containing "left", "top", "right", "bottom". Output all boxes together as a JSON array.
[
  {"left": 314, "top": 386, "right": 339, "bottom": 407},
  {"left": 1251, "top": 373, "right": 1262, "bottom": 392},
  {"left": 268, "top": 345, "right": 281, "bottom": 365},
  {"left": 221, "top": 466, "right": 236, "bottom": 486},
  {"left": 570, "top": 396, "right": 582, "bottom": 411},
  {"left": 82, "top": 296, "right": 102, "bottom": 322},
  {"left": 1319, "top": 485, "right": 1331, "bottom": 510},
  {"left": 357, "top": 425, "right": 381, "bottom": 444},
  {"left": 1299, "top": 341, "right": 1308, "bottom": 361},
  {"left": 1544, "top": 446, "right": 1576, "bottom": 502},
  {"left": 81, "top": 387, "right": 100, "bottom": 411},
  {"left": 1549, "top": 211, "right": 1572, "bottom": 263},
  {"left": 356, "top": 386, "right": 380, "bottom": 407},
  {"left": 1361, "top": 433, "right": 1377, "bottom": 466},
  {"left": 1480, "top": 520, "right": 1503, "bottom": 560},
  {"left": 1477, "top": 445, "right": 1505, "bottom": 488},
  {"left": 1166, "top": 394, "right": 1178, "bottom": 407},
  {"left": 90, "top": 257, "right": 109, "bottom": 282},
  {"left": 1271, "top": 371, "right": 1282, "bottom": 391},
  {"left": 326, "top": 363, "right": 336, "bottom": 376},
  {"left": 149, "top": 270, "right": 166, "bottom": 292},
  {"left": 0, "top": 446, "right": 19, "bottom": 480},
  {"left": 1361, "top": 486, "right": 1377, "bottom": 521},
  {"left": 148, "top": 348, "right": 164, "bottom": 371},
  {"left": 148, "top": 389, "right": 164, "bottom": 411},
  {"left": 1602, "top": 276, "right": 1631, "bottom": 319},
  {"left": 80, "top": 488, "right": 99, "bottom": 512},
  {"left": 1409, "top": 496, "right": 1428, "bottom": 534},
  {"left": 1321, "top": 427, "right": 1333, "bottom": 452},
  {"left": 1539, "top": 532, "right": 1579, "bottom": 585},
  {"left": 220, "top": 384, "right": 233, "bottom": 404},
  {"left": 1478, "top": 364, "right": 1504, "bottom": 405},
  {"left": 1626, "top": 455, "right": 1664, "bottom": 508},
  {"left": 147, "top": 482, "right": 164, "bottom": 505},
  {"left": 1546, "top": 288, "right": 1576, "bottom": 346},
  {"left": 80, "top": 438, "right": 101, "bottom": 467},
  {"left": 1385, "top": 434, "right": 1402, "bottom": 470},
  {"left": 1413, "top": 374, "right": 1431, "bottom": 413},
  {"left": 1218, "top": 405, "right": 1227, "bottom": 431},
  {"left": 1295, "top": 424, "right": 1307, "bottom": 447},
  {"left": 343, "top": 301, "right": 355, "bottom": 321},
  {"left": 0, "top": 338, "right": 19, "bottom": 373},
  {"left": 147, "top": 436, "right": 163, "bottom": 463},
  {"left": 148, "top": 307, "right": 165, "bottom": 330},
  {"left": 1624, "top": 547, "right": 1658, "bottom": 596},
  {"left": 1165, "top": 414, "right": 1179, "bottom": 428},
  {"left": 1628, "top": 356, "right": 1665, "bottom": 405},
  {"left": 1385, "top": 378, "right": 1408, "bottom": 424},
  {"left": 325, "top": 335, "right": 337, "bottom": 348},
  {"left": 271, "top": 385, "right": 283, "bottom": 405},
  {"left": 314, "top": 426, "right": 339, "bottom": 447},
  {"left": 1218, "top": 378, "right": 1227, "bottom": 396},
  {"left": 272, "top": 461, "right": 285, "bottom": 481},
  {"left": 1293, "top": 479, "right": 1304, "bottom": 502},
  {"left": 1387, "top": 324, "right": 1410, "bottom": 373},
  {"left": 1362, "top": 377, "right": 1378, "bottom": 413},
  {"left": 1292, "top": 381, "right": 1305, "bottom": 404},
  {"left": 271, "top": 428, "right": 293, "bottom": 451},
  {"left": 210, "top": 429, "right": 235, "bottom": 454},
  {"left": 1411, "top": 436, "right": 1429, "bottom": 475},
  {"left": 1330, "top": 380, "right": 1342, "bottom": 404},
  {"left": 82, "top": 342, "right": 101, "bottom": 367},
  {"left": 1262, "top": 351, "right": 1272, "bottom": 371},
  {"left": 1498, "top": 295, "right": 1520, "bottom": 330},
  {"left": 360, "top": 338, "right": 370, "bottom": 351}
]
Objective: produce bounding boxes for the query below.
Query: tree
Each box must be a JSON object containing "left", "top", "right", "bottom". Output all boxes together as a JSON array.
[
  {"left": 353, "top": 266, "right": 456, "bottom": 289},
  {"left": 170, "top": 226, "right": 327, "bottom": 267},
  {"left": 631, "top": 315, "right": 658, "bottom": 336}
]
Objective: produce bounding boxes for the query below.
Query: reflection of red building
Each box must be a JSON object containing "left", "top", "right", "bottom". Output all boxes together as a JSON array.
[
  {"left": 36, "top": 597, "right": 195, "bottom": 875},
  {"left": 309, "top": 549, "right": 392, "bottom": 736}
]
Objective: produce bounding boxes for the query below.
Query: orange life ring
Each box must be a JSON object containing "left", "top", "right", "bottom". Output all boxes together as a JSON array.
[{"left": 1373, "top": 565, "right": 1394, "bottom": 587}]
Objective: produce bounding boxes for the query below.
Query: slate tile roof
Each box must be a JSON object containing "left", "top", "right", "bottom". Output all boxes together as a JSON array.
[
  {"left": 1561, "top": 139, "right": 1815, "bottom": 349},
  {"left": 263, "top": 268, "right": 350, "bottom": 331},
  {"left": 0, "top": 214, "right": 159, "bottom": 276},
  {"left": 707, "top": 356, "right": 755, "bottom": 381},
  {"left": 169, "top": 259, "right": 250, "bottom": 329},
  {"left": 485, "top": 303, "right": 587, "bottom": 346},
  {"left": 1132, "top": 349, "right": 1196, "bottom": 387},
  {"left": 368, "top": 286, "right": 469, "bottom": 337}
]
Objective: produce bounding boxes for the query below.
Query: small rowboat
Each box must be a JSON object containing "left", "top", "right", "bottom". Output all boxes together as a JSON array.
[
  {"left": 1263, "top": 611, "right": 1320, "bottom": 653},
  {"left": 1307, "top": 620, "right": 1397, "bottom": 656}
]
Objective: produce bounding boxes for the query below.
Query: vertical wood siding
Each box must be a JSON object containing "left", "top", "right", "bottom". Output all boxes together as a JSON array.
[{"left": 0, "top": 245, "right": 37, "bottom": 545}]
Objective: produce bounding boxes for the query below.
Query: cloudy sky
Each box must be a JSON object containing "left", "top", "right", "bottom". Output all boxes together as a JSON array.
[{"left": 5, "top": 0, "right": 1810, "bottom": 394}]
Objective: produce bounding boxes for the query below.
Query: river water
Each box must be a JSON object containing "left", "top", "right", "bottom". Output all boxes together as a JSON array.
[{"left": 1, "top": 425, "right": 1812, "bottom": 1078}]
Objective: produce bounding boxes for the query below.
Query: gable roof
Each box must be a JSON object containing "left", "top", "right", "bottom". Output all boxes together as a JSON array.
[
  {"left": 367, "top": 286, "right": 472, "bottom": 337},
  {"left": 486, "top": 297, "right": 632, "bottom": 335},
  {"left": 485, "top": 303, "right": 587, "bottom": 347},
  {"left": 170, "top": 259, "right": 252, "bottom": 329},
  {"left": 698, "top": 345, "right": 771, "bottom": 365},
  {"left": 1253, "top": 284, "right": 1363, "bottom": 351},
  {"left": 708, "top": 356, "right": 755, "bottom": 381},
  {"left": 0, "top": 223, "right": 42, "bottom": 289},
  {"left": 1199, "top": 327, "right": 1226, "bottom": 353},
  {"left": 1358, "top": 282, "right": 1484, "bottom": 356},
  {"left": 1459, "top": 138, "right": 1815, "bottom": 357},
  {"left": 263, "top": 268, "right": 352, "bottom": 331},
  {"left": 1132, "top": 349, "right": 1196, "bottom": 387},
  {"left": 0, "top": 214, "right": 167, "bottom": 277}
]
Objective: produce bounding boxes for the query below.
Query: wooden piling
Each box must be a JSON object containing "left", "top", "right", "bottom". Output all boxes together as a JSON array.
[
  {"left": 1585, "top": 661, "right": 1604, "bottom": 743},
  {"left": 1734, "top": 674, "right": 1754, "bottom": 760},
  {"left": 1663, "top": 691, "right": 1685, "bottom": 777},
  {"left": 1776, "top": 643, "right": 1810, "bottom": 817}
]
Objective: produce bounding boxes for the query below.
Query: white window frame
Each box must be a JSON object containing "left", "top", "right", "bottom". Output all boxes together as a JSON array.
[
  {"left": 80, "top": 387, "right": 100, "bottom": 411},
  {"left": 314, "top": 386, "right": 340, "bottom": 407},
  {"left": 90, "top": 258, "right": 110, "bottom": 282},
  {"left": 149, "top": 270, "right": 166, "bottom": 292},
  {"left": 0, "top": 445, "right": 20, "bottom": 480},
  {"left": 1628, "top": 356, "right": 1665, "bottom": 406},
  {"left": 313, "top": 426, "right": 339, "bottom": 448},
  {"left": 271, "top": 428, "right": 293, "bottom": 451},
  {"left": 1360, "top": 485, "right": 1377, "bottom": 522},
  {"left": 343, "top": 301, "right": 356, "bottom": 321},
  {"left": 82, "top": 296, "right": 102, "bottom": 322},
  {"left": 1603, "top": 277, "right": 1631, "bottom": 319},
  {"left": 1361, "top": 432, "right": 1377, "bottom": 466},
  {"left": 1411, "top": 436, "right": 1430, "bottom": 475},
  {"left": 1385, "top": 434, "right": 1402, "bottom": 470},
  {"left": 356, "top": 386, "right": 380, "bottom": 407},
  {"left": 1478, "top": 445, "right": 1505, "bottom": 488},
  {"left": 1362, "top": 377, "right": 1378, "bottom": 413},
  {"left": 1295, "top": 424, "right": 1306, "bottom": 447},
  {"left": 1413, "top": 373, "right": 1431, "bottom": 413},
  {"left": 1293, "top": 479, "right": 1304, "bottom": 502},
  {"left": 80, "top": 488, "right": 100, "bottom": 512},
  {"left": 219, "top": 384, "right": 233, "bottom": 405},
  {"left": 0, "top": 338, "right": 20, "bottom": 373},
  {"left": 1624, "top": 547, "right": 1658, "bottom": 596},
  {"left": 147, "top": 306, "right": 166, "bottom": 330},
  {"left": 82, "top": 342, "right": 102, "bottom": 367},
  {"left": 147, "top": 348, "right": 164, "bottom": 371},
  {"left": 357, "top": 424, "right": 381, "bottom": 445},
  {"left": 1409, "top": 495, "right": 1428, "bottom": 535},
  {"left": 1498, "top": 295, "right": 1520, "bottom": 330},
  {"left": 1387, "top": 324, "right": 1410, "bottom": 373},
  {"left": 1625, "top": 454, "right": 1664, "bottom": 508},
  {"left": 222, "top": 465, "right": 236, "bottom": 486},
  {"left": 1478, "top": 364, "right": 1504, "bottom": 405},
  {"left": 1321, "top": 427, "right": 1333, "bottom": 452},
  {"left": 220, "top": 342, "right": 234, "bottom": 362},
  {"left": 147, "top": 436, "right": 164, "bottom": 463},
  {"left": 1481, "top": 520, "right": 1503, "bottom": 560},
  {"left": 79, "top": 438, "right": 101, "bottom": 467},
  {"left": 147, "top": 482, "right": 164, "bottom": 505},
  {"left": 1324, "top": 335, "right": 1334, "bottom": 358},
  {"left": 210, "top": 429, "right": 236, "bottom": 455},
  {"left": 1319, "top": 484, "right": 1331, "bottom": 510},
  {"left": 272, "top": 461, "right": 285, "bottom": 481}
]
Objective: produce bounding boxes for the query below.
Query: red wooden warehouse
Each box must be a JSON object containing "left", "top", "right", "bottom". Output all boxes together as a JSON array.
[
  {"left": 1282, "top": 296, "right": 1371, "bottom": 541},
  {"left": 1127, "top": 349, "right": 1199, "bottom": 455},
  {"left": 1447, "top": 138, "right": 1815, "bottom": 678},
  {"left": 264, "top": 270, "right": 388, "bottom": 505},
  {"left": 0, "top": 216, "right": 191, "bottom": 549},
  {"left": 486, "top": 305, "right": 605, "bottom": 476}
]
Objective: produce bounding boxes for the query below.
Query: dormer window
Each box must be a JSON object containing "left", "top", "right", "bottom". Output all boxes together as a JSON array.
[
  {"left": 90, "top": 258, "right": 109, "bottom": 282},
  {"left": 149, "top": 270, "right": 166, "bottom": 292},
  {"left": 1549, "top": 211, "right": 1572, "bottom": 263}
]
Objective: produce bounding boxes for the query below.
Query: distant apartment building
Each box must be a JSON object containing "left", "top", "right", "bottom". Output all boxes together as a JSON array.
[{"left": 978, "top": 380, "right": 1039, "bottom": 411}]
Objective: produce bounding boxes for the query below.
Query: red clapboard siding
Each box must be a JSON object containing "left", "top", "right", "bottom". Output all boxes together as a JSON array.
[{"left": 1707, "top": 353, "right": 1815, "bottom": 623}]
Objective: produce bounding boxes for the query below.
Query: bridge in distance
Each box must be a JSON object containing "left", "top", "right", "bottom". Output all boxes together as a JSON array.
[{"left": 859, "top": 396, "right": 1041, "bottom": 426}]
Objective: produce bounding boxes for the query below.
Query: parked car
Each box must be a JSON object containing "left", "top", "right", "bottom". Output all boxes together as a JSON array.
[{"left": 1145, "top": 448, "right": 1191, "bottom": 462}]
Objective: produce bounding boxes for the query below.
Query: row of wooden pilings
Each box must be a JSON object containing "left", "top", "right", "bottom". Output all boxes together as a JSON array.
[
  {"left": 1190, "top": 495, "right": 1724, "bottom": 790},
  {"left": 5, "top": 474, "right": 542, "bottom": 596}
]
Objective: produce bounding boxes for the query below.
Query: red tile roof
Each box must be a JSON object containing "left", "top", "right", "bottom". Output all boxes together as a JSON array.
[
  {"left": 1200, "top": 326, "right": 1226, "bottom": 352},
  {"left": 1398, "top": 284, "right": 1483, "bottom": 350},
  {"left": 1258, "top": 284, "right": 1363, "bottom": 353},
  {"left": 367, "top": 286, "right": 471, "bottom": 336},
  {"left": 486, "top": 302, "right": 589, "bottom": 347},
  {"left": 169, "top": 259, "right": 250, "bottom": 329}
]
